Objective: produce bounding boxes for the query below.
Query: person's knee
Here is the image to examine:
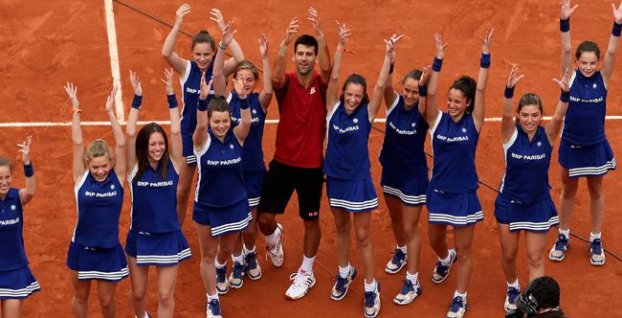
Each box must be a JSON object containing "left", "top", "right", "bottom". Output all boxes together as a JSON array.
[
  {"left": 73, "top": 293, "right": 88, "bottom": 306},
  {"left": 527, "top": 252, "right": 544, "bottom": 269},
  {"left": 131, "top": 286, "right": 147, "bottom": 302},
  {"left": 158, "top": 290, "right": 175, "bottom": 308},
  {"left": 501, "top": 247, "right": 518, "bottom": 264},
  {"left": 587, "top": 179, "right": 604, "bottom": 198},
  {"left": 98, "top": 293, "right": 115, "bottom": 309},
  {"left": 561, "top": 179, "right": 578, "bottom": 197}
]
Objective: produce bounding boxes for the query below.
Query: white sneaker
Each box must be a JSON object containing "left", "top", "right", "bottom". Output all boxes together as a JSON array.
[
  {"left": 285, "top": 270, "right": 316, "bottom": 300},
  {"left": 364, "top": 282, "right": 381, "bottom": 318},
  {"left": 266, "top": 223, "right": 284, "bottom": 268}
]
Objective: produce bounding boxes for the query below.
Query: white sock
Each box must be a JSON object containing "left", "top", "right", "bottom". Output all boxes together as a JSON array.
[
  {"left": 439, "top": 250, "right": 452, "bottom": 265},
  {"left": 300, "top": 255, "right": 315, "bottom": 273},
  {"left": 364, "top": 279, "right": 377, "bottom": 292},
  {"left": 507, "top": 279, "right": 520, "bottom": 290},
  {"left": 453, "top": 290, "right": 467, "bottom": 301},
  {"left": 243, "top": 244, "right": 256, "bottom": 254},
  {"left": 231, "top": 253, "right": 243, "bottom": 264},
  {"left": 406, "top": 271, "right": 419, "bottom": 286},
  {"left": 590, "top": 232, "right": 602, "bottom": 242},
  {"left": 265, "top": 227, "right": 281, "bottom": 247},
  {"left": 397, "top": 245, "right": 407, "bottom": 254},
  {"left": 207, "top": 293, "right": 219, "bottom": 301},
  {"left": 215, "top": 259, "right": 226, "bottom": 269},
  {"left": 339, "top": 264, "right": 351, "bottom": 279},
  {"left": 559, "top": 228, "right": 570, "bottom": 240}
]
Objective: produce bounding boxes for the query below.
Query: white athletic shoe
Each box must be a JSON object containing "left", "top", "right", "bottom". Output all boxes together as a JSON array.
[
  {"left": 266, "top": 223, "right": 284, "bottom": 268},
  {"left": 285, "top": 269, "right": 316, "bottom": 300}
]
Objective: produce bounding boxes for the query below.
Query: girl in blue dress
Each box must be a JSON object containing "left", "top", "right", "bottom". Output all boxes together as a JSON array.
[
  {"left": 496, "top": 65, "right": 570, "bottom": 313},
  {"left": 324, "top": 23, "right": 392, "bottom": 318},
  {"left": 125, "top": 69, "right": 191, "bottom": 318},
  {"left": 65, "top": 83, "right": 127, "bottom": 318},
  {"left": 549, "top": 0, "right": 622, "bottom": 267},
  {"left": 0, "top": 136, "right": 40, "bottom": 316},
  {"left": 421, "top": 29, "right": 493, "bottom": 318}
]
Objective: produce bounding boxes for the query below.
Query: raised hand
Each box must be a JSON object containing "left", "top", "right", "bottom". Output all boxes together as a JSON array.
[
  {"left": 308, "top": 7, "right": 324, "bottom": 37},
  {"left": 199, "top": 73, "right": 212, "bottom": 100},
  {"left": 210, "top": 8, "right": 227, "bottom": 33},
  {"left": 105, "top": 86, "right": 118, "bottom": 113},
  {"left": 175, "top": 3, "right": 191, "bottom": 25},
  {"left": 282, "top": 17, "right": 299, "bottom": 46},
  {"left": 384, "top": 33, "right": 404, "bottom": 62},
  {"left": 481, "top": 28, "right": 494, "bottom": 54},
  {"left": 613, "top": 1, "right": 622, "bottom": 24},
  {"left": 221, "top": 22, "right": 237, "bottom": 46},
  {"left": 64, "top": 82, "right": 80, "bottom": 110},
  {"left": 419, "top": 66, "right": 431, "bottom": 86},
  {"left": 130, "top": 71, "right": 142, "bottom": 96},
  {"left": 17, "top": 135, "right": 32, "bottom": 163},
  {"left": 335, "top": 21, "right": 352, "bottom": 46},
  {"left": 234, "top": 76, "right": 248, "bottom": 99},
  {"left": 506, "top": 65, "right": 524, "bottom": 88},
  {"left": 258, "top": 33, "right": 269, "bottom": 58},
  {"left": 553, "top": 68, "right": 572, "bottom": 92},
  {"left": 162, "top": 68, "right": 175, "bottom": 95},
  {"left": 434, "top": 33, "right": 448, "bottom": 59},
  {"left": 560, "top": 0, "right": 579, "bottom": 20}
]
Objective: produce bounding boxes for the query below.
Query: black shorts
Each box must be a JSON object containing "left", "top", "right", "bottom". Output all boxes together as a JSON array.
[{"left": 258, "top": 160, "right": 323, "bottom": 220}]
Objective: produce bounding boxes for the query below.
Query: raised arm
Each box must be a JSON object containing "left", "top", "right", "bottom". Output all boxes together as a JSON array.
[
  {"left": 308, "top": 7, "right": 331, "bottom": 83},
  {"left": 210, "top": 8, "right": 245, "bottom": 75},
  {"left": 426, "top": 33, "right": 447, "bottom": 115},
  {"left": 17, "top": 135, "right": 35, "bottom": 205},
  {"left": 501, "top": 65, "right": 524, "bottom": 143},
  {"left": 126, "top": 71, "right": 143, "bottom": 170},
  {"left": 105, "top": 87, "right": 126, "bottom": 179},
  {"left": 419, "top": 67, "right": 433, "bottom": 125},
  {"left": 193, "top": 74, "right": 211, "bottom": 150},
  {"left": 602, "top": 2, "right": 622, "bottom": 81},
  {"left": 272, "top": 18, "right": 299, "bottom": 89},
  {"left": 162, "top": 68, "right": 183, "bottom": 168},
  {"left": 66, "top": 82, "right": 85, "bottom": 183},
  {"left": 233, "top": 79, "right": 252, "bottom": 144},
  {"left": 258, "top": 34, "right": 273, "bottom": 112},
  {"left": 383, "top": 46, "right": 398, "bottom": 109},
  {"left": 326, "top": 21, "right": 351, "bottom": 112},
  {"left": 369, "top": 34, "right": 403, "bottom": 122},
  {"left": 560, "top": 0, "right": 578, "bottom": 74},
  {"left": 162, "top": 3, "right": 191, "bottom": 75},
  {"left": 472, "top": 29, "right": 494, "bottom": 132},
  {"left": 213, "top": 22, "right": 236, "bottom": 97},
  {"left": 546, "top": 68, "right": 572, "bottom": 143}
]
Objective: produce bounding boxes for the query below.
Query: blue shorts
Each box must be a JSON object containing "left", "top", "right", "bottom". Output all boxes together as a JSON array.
[
  {"left": 66, "top": 242, "right": 129, "bottom": 281},
  {"left": 426, "top": 188, "right": 483, "bottom": 226},
  {"left": 327, "top": 176, "right": 378, "bottom": 213},
  {"left": 558, "top": 139, "right": 616, "bottom": 177},
  {"left": 244, "top": 169, "right": 267, "bottom": 208},
  {"left": 494, "top": 195, "right": 559, "bottom": 233},
  {"left": 0, "top": 266, "right": 40, "bottom": 299},
  {"left": 125, "top": 229, "right": 191, "bottom": 266},
  {"left": 381, "top": 169, "right": 428, "bottom": 206},
  {"left": 193, "top": 200, "right": 252, "bottom": 237}
]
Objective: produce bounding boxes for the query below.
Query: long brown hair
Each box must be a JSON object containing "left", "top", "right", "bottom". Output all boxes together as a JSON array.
[{"left": 132, "top": 123, "right": 170, "bottom": 183}]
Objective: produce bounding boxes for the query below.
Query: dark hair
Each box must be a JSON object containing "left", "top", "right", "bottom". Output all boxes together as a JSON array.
[
  {"left": 402, "top": 69, "right": 423, "bottom": 84},
  {"left": 133, "top": 123, "right": 170, "bottom": 184},
  {"left": 515, "top": 93, "right": 543, "bottom": 125},
  {"left": 449, "top": 76, "right": 477, "bottom": 114},
  {"left": 0, "top": 156, "right": 13, "bottom": 173},
  {"left": 575, "top": 40, "right": 600, "bottom": 60},
  {"left": 234, "top": 60, "right": 259, "bottom": 81},
  {"left": 192, "top": 30, "right": 215, "bottom": 51},
  {"left": 208, "top": 95, "right": 230, "bottom": 118},
  {"left": 339, "top": 74, "right": 370, "bottom": 107},
  {"left": 294, "top": 34, "right": 318, "bottom": 55},
  {"left": 530, "top": 276, "right": 561, "bottom": 310}
]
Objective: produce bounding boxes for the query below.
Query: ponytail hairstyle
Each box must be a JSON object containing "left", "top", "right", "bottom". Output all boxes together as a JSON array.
[
  {"left": 339, "top": 73, "right": 370, "bottom": 106},
  {"left": 192, "top": 30, "right": 215, "bottom": 51},
  {"left": 402, "top": 69, "right": 423, "bottom": 84},
  {"left": 449, "top": 76, "right": 477, "bottom": 114},
  {"left": 84, "top": 139, "right": 111, "bottom": 162},
  {"left": 575, "top": 40, "right": 600, "bottom": 60},
  {"left": 515, "top": 93, "right": 543, "bottom": 125},
  {"left": 133, "top": 123, "right": 170, "bottom": 184}
]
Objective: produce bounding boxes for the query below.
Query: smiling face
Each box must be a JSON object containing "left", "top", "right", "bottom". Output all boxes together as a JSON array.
[
  {"left": 147, "top": 132, "right": 166, "bottom": 165},
  {"left": 87, "top": 155, "right": 112, "bottom": 182},
  {"left": 344, "top": 82, "right": 365, "bottom": 113},
  {"left": 209, "top": 111, "right": 231, "bottom": 139},
  {"left": 0, "top": 165, "right": 12, "bottom": 199},
  {"left": 402, "top": 77, "right": 420, "bottom": 107},
  {"left": 192, "top": 42, "right": 215, "bottom": 72},
  {"left": 294, "top": 44, "right": 317, "bottom": 76},
  {"left": 518, "top": 104, "right": 542, "bottom": 135},
  {"left": 446, "top": 88, "right": 470, "bottom": 119},
  {"left": 577, "top": 51, "right": 599, "bottom": 78}
]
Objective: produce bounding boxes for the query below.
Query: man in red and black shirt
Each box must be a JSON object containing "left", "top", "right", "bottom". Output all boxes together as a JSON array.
[{"left": 257, "top": 8, "right": 331, "bottom": 300}]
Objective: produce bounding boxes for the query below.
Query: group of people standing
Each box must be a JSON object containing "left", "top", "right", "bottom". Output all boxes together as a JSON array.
[{"left": 0, "top": 1, "right": 620, "bottom": 318}]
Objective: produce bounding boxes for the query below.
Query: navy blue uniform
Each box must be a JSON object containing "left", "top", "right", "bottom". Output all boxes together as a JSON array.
[
  {"left": 324, "top": 101, "right": 378, "bottom": 212},
  {"left": 379, "top": 96, "right": 429, "bottom": 205},
  {"left": 0, "top": 188, "right": 40, "bottom": 299}
]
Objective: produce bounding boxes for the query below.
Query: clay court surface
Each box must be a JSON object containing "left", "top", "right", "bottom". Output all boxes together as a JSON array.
[{"left": 1, "top": 0, "right": 622, "bottom": 316}]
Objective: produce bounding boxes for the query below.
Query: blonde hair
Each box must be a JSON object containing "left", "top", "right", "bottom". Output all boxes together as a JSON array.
[
  {"left": 84, "top": 139, "right": 111, "bottom": 162},
  {"left": 0, "top": 156, "right": 13, "bottom": 173}
]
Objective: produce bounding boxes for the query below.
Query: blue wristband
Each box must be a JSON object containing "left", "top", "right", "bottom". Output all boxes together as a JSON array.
[
  {"left": 197, "top": 98, "right": 208, "bottom": 111},
  {"left": 560, "top": 19, "right": 570, "bottom": 32},
  {"left": 480, "top": 53, "right": 491, "bottom": 68},
  {"left": 167, "top": 94, "right": 178, "bottom": 109},
  {"left": 24, "top": 163, "right": 34, "bottom": 177},
  {"left": 432, "top": 57, "right": 443, "bottom": 72},
  {"left": 612, "top": 21, "right": 622, "bottom": 37},
  {"left": 131, "top": 95, "right": 142, "bottom": 109},
  {"left": 418, "top": 85, "right": 427, "bottom": 97},
  {"left": 504, "top": 86, "right": 515, "bottom": 99},
  {"left": 239, "top": 98, "right": 250, "bottom": 110},
  {"left": 560, "top": 90, "right": 570, "bottom": 103}
]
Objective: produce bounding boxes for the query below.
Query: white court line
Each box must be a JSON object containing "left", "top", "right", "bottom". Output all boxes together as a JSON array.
[
  {"left": 104, "top": 0, "right": 125, "bottom": 121},
  {"left": 3, "top": 116, "right": 622, "bottom": 128}
]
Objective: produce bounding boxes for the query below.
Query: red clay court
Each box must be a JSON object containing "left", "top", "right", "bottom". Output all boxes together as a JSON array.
[{"left": 1, "top": 0, "right": 621, "bottom": 316}]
